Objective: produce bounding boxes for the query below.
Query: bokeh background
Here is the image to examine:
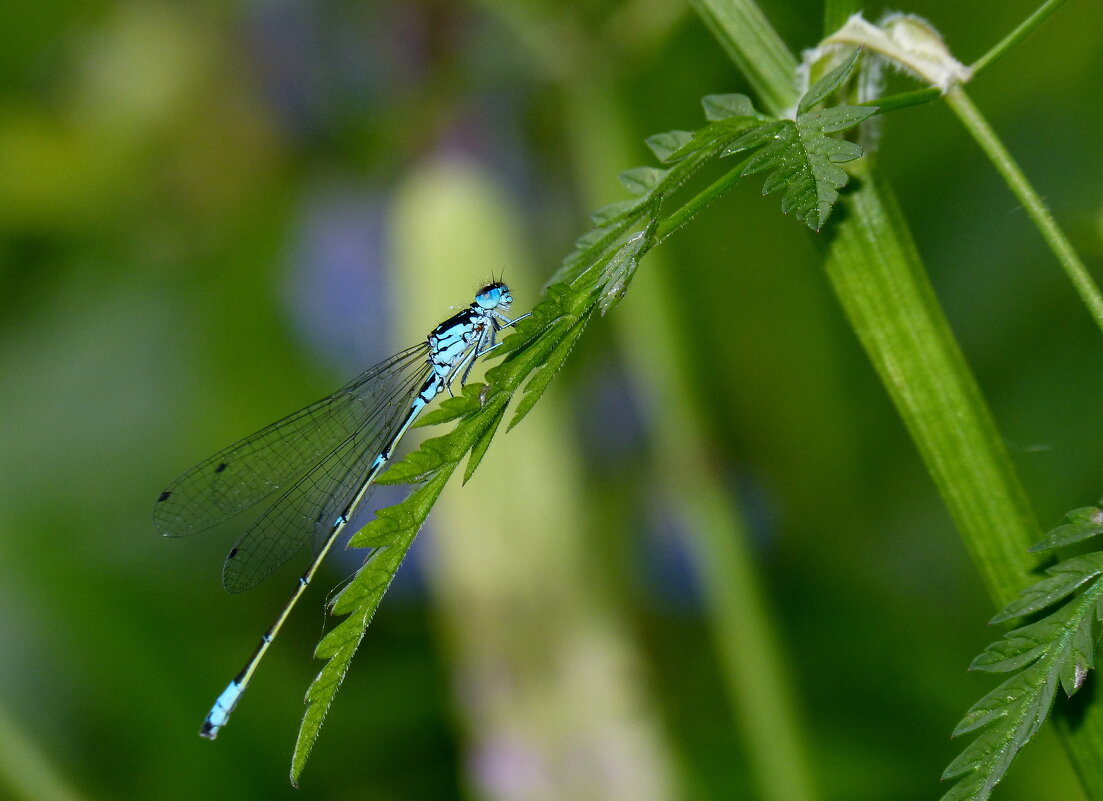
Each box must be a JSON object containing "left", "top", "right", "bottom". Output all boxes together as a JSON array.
[{"left": 2, "top": 1, "right": 1102, "bottom": 799}]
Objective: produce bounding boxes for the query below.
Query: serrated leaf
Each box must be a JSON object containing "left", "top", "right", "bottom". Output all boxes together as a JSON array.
[
  {"left": 492, "top": 315, "right": 574, "bottom": 387},
  {"left": 414, "top": 383, "right": 484, "bottom": 427},
  {"left": 701, "top": 93, "right": 757, "bottom": 121},
  {"left": 291, "top": 466, "right": 454, "bottom": 785},
  {"left": 990, "top": 552, "right": 1103, "bottom": 622},
  {"left": 1059, "top": 611, "right": 1094, "bottom": 694},
  {"left": 722, "top": 120, "right": 785, "bottom": 155},
  {"left": 969, "top": 630, "right": 1047, "bottom": 674},
  {"left": 374, "top": 437, "right": 449, "bottom": 484},
  {"left": 509, "top": 314, "right": 591, "bottom": 430},
  {"left": 798, "top": 47, "right": 861, "bottom": 114},
  {"left": 462, "top": 395, "right": 509, "bottom": 483},
  {"left": 645, "top": 130, "right": 694, "bottom": 162},
  {"left": 618, "top": 166, "right": 667, "bottom": 196},
  {"left": 942, "top": 582, "right": 1103, "bottom": 801},
  {"left": 941, "top": 716, "right": 1036, "bottom": 798},
  {"left": 1029, "top": 506, "right": 1103, "bottom": 552},
  {"left": 598, "top": 229, "right": 649, "bottom": 315},
  {"left": 291, "top": 286, "right": 614, "bottom": 780},
  {"left": 724, "top": 101, "right": 873, "bottom": 230},
  {"left": 952, "top": 668, "right": 1045, "bottom": 737},
  {"left": 571, "top": 226, "right": 612, "bottom": 253},
  {"left": 590, "top": 198, "right": 644, "bottom": 226},
  {"left": 288, "top": 76, "right": 877, "bottom": 780},
  {"left": 808, "top": 104, "right": 879, "bottom": 133},
  {"left": 560, "top": 231, "right": 612, "bottom": 275},
  {"left": 290, "top": 605, "right": 370, "bottom": 787}
]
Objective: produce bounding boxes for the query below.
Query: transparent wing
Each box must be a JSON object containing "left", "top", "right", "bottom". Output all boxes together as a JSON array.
[
  {"left": 220, "top": 361, "right": 428, "bottom": 593},
  {"left": 154, "top": 344, "right": 429, "bottom": 539}
]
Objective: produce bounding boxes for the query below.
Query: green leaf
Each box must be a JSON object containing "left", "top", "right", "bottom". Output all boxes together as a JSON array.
[
  {"left": 598, "top": 228, "right": 651, "bottom": 315},
  {"left": 1029, "top": 506, "right": 1103, "bottom": 552},
  {"left": 590, "top": 198, "right": 645, "bottom": 226},
  {"left": 374, "top": 436, "right": 449, "bottom": 485},
  {"left": 724, "top": 103, "right": 876, "bottom": 230},
  {"left": 798, "top": 47, "right": 861, "bottom": 114},
  {"left": 462, "top": 394, "right": 509, "bottom": 484},
  {"left": 968, "top": 621, "right": 1050, "bottom": 674},
  {"left": 509, "top": 314, "right": 591, "bottom": 430},
  {"left": 290, "top": 280, "right": 606, "bottom": 778},
  {"left": 811, "top": 105, "right": 880, "bottom": 133},
  {"left": 990, "top": 552, "right": 1103, "bottom": 623},
  {"left": 290, "top": 606, "right": 370, "bottom": 787},
  {"left": 287, "top": 75, "right": 881, "bottom": 780},
  {"left": 291, "top": 465, "right": 455, "bottom": 786},
  {"left": 1060, "top": 611, "right": 1094, "bottom": 695},
  {"left": 571, "top": 226, "right": 612, "bottom": 253},
  {"left": 618, "top": 166, "right": 667, "bottom": 195},
  {"left": 701, "top": 92, "right": 757, "bottom": 121},
  {"left": 645, "top": 130, "right": 694, "bottom": 162},
  {"left": 942, "top": 580, "right": 1103, "bottom": 801},
  {"left": 414, "top": 384, "right": 484, "bottom": 428},
  {"left": 951, "top": 668, "right": 1049, "bottom": 739}
]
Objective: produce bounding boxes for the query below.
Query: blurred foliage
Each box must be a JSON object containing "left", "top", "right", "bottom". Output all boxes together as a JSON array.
[{"left": 1, "top": 1, "right": 1101, "bottom": 800}]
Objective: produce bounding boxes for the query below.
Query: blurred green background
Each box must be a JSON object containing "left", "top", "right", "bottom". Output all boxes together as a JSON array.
[{"left": 2, "top": 1, "right": 1101, "bottom": 799}]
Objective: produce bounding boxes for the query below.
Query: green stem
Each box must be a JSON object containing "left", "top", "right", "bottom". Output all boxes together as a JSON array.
[
  {"left": 655, "top": 159, "right": 748, "bottom": 244},
  {"left": 969, "top": 0, "right": 1069, "bottom": 74},
  {"left": 861, "top": 87, "right": 940, "bottom": 114},
  {"left": 944, "top": 85, "right": 1103, "bottom": 338}
]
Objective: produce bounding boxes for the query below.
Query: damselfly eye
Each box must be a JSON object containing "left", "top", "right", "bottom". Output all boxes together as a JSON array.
[{"left": 475, "top": 282, "right": 509, "bottom": 309}]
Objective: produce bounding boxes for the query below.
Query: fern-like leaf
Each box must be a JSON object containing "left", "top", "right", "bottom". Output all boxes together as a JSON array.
[
  {"left": 941, "top": 503, "right": 1103, "bottom": 801},
  {"left": 723, "top": 50, "right": 876, "bottom": 230},
  {"left": 1029, "top": 506, "right": 1103, "bottom": 552},
  {"left": 286, "top": 58, "right": 880, "bottom": 781},
  {"left": 291, "top": 465, "right": 455, "bottom": 785},
  {"left": 288, "top": 282, "right": 602, "bottom": 783}
]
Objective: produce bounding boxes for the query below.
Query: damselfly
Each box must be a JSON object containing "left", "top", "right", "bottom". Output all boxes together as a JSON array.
[{"left": 154, "top": 282, "right": 527, "bottom": 739}]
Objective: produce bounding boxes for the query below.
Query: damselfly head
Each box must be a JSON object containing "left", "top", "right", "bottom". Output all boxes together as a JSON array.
[{"left": 475, "top": 281, "right": 512, "bottom": 310}]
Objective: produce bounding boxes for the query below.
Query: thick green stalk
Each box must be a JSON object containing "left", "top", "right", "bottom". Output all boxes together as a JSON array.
[
  {"left": 689, "top": 0, "right": 798, "bottom": 113},
  {"left": 944, "top": 85, "right": 1103, "bottom": 337},
  {"left": 689, "top": 0, "right": 1040, "bottom": 597},
  {"left": 822, "top": 161, "right": 1037, "bottom": 601},
  {"left": 694, "top": 0, "right": 1103, "bottom": 796}
]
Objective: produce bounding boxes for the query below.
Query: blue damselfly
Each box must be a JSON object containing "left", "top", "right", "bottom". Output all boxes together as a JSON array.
[{"left": 155, "top": 282, "right": 527, "bottom": 738}]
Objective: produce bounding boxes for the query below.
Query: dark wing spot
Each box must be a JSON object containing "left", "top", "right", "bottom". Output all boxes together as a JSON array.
[
  {"left": 228, "top": 547, "right": 239, "bottom": 559},
  {"left": 214, "top": 462, "right": 228, "bottom": 474},
  {"left": 157, "top": 491, "right": 172, "bottom": 503}
]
